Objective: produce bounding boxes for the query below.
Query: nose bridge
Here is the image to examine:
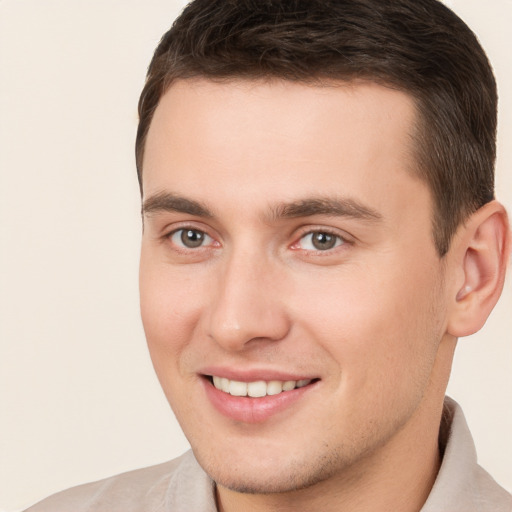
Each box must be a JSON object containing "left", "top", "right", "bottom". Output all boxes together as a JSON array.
[{"left": 207, "top": 244, "right": 289, "bottom": 350}]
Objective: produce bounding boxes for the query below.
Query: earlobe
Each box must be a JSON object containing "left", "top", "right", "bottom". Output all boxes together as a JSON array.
[{"left": 447, "top": 200, "right": 510, "bottom": 338}]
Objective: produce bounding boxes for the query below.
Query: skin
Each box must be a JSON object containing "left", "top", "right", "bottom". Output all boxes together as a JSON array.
[{"left": 139, "top": 79, "right": 505, "bottom": 512}]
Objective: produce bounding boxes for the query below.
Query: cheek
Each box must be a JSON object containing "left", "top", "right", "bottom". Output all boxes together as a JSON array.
[
  {"left": 139, "top": 260, "right": 205, "bottom": 373},
  {"left": 292, "top": 262, "right": 444, "bottom": 394}
]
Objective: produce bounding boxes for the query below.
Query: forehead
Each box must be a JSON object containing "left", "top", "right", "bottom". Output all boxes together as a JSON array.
[{"left": 142, "top": 78, "right": 426, "bottom": 219}]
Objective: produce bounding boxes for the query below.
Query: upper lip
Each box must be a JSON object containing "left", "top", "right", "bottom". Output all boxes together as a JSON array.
[{"left": 199, "top": 366, "right": 318, "bottom": 382}]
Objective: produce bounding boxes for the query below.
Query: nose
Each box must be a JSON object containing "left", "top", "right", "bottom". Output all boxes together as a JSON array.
[{"left": 206, "top": 249, "right": 291, "bottom": 351}]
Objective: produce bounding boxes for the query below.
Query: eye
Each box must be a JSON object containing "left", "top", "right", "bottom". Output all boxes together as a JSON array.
[
  {"left": 169, "top": 228, "right": 214, "bottom": 249},
  {"left": 298, "top": 231, "right": 344, "bottom": 251}
]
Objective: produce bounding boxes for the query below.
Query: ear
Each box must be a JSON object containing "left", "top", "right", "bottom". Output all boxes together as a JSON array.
[{"left": 446, "top": 200, "right": 511, "bottom": 338}]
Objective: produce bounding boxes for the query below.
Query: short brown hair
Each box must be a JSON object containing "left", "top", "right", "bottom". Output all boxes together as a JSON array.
[{"left": 136, "top": 0, "right": 497, "bottom": 256}]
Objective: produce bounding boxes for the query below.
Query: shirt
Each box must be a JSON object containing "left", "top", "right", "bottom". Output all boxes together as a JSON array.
[{"left": 24, "top": 397, "right": 512, "bottom": 511}]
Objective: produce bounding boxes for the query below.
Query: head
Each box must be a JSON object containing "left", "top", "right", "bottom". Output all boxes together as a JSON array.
[
  {"left": 136, "top": 0, "right": 498, "bottom": 257},
  {"left": 136, "top": 0, "right": 509, "bottom": 505}
]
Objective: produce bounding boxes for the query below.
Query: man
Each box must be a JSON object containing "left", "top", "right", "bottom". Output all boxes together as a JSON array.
[{"left": 26, "top": 0, "right": 511, "bottom": 510}]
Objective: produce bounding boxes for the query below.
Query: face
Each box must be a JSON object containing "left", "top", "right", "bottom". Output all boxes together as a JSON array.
[{"left": 139, "top": 79, "right": 452, "bottom": 494}]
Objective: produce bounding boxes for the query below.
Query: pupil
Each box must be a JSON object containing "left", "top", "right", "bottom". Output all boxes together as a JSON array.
[
  {"left": 312, "top": 232, "right": 336, "bottom": 250},
  {"left": 181, "top": 229, "right": 204, "bottom": 248}
]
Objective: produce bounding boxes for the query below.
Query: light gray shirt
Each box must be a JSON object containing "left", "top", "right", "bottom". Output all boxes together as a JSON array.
[{"left": 25, "top": 398, "right": 511, "bottom": 512}]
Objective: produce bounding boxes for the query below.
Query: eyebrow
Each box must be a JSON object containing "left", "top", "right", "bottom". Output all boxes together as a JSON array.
[
  {"left": 142, "top": 191, "right": 382, "bottom": 223},
  {"left": 269, "top": 197, "right": 382, "bottom": 222},
  {"left": 142, "top": 192, "right": 213, "bottom": 218}
]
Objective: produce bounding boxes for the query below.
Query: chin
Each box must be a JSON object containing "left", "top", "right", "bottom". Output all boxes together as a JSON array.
[{"left": 195, "top": 445, "right": 343, "bottom": 495}]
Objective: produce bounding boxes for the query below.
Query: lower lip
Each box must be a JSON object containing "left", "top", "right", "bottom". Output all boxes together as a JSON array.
[{"left": 202, "top": 378, "right": 317, "bottom": 423}]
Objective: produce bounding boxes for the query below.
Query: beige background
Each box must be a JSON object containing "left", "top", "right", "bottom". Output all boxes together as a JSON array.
[{"left": 0, "top": 1, "right": 510, "bottom": 510}]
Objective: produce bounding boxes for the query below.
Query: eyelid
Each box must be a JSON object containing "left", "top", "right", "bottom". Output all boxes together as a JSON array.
[
  {"left": 164, "top": 222, "right": 221, "bottom": 250},
  {"left": 290, "top": 226, "right": 354, "bottom": 252},
  {"left": 170, "top": 228, "right": 213, "bottom": 248}
]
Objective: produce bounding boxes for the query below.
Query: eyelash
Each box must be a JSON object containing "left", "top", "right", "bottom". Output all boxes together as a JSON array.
[
  {"left": 167, "top": 227, "right": 217, "bottom": 251},
  {"left": 166, "top": 226, "right": 349, "bottom": 254},
  {"left": 291, "top": 229, "right": 349, "bottom": 253}
]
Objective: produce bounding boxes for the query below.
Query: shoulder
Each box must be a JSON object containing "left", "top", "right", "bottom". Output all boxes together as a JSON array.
[
  {"left": 446, "top": 398, "right": 511, "bottom": 510},
  {"left": 422, "top": 397, "right": 512, "bottom": 512},
  {"left": 471, "top": 465, "right": 512, "bottom": 512},
  {"left": 24, "top": 450, "right": 214, "bottom": 512}
]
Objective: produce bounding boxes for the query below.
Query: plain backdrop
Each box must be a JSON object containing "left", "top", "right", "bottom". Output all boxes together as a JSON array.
[{"left": 0, "top": 1, "right": 511, "bottom": 510}]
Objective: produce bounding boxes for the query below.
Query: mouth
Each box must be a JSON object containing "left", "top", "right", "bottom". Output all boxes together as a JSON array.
[
  {"left": 207, "top": 375, "right": 317, "bottom": 397},
  {"left": 201, "top": 373, "right": 319, "bottom": 423},
  {"left": 199, "top": 366, "right": 321, "bottom": 423}
]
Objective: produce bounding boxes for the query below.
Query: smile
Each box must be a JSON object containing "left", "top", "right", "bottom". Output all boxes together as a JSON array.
[
  {"left": 203, "top": 375, "right": 319, "bottom": 423},
  {"left": 211, "top": 376, "right": 313, "bottom": 397}
]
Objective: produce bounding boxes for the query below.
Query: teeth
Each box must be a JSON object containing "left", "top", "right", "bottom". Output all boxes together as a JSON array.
[
  {"left": 220, "top": 377, "right": 230, "bottom": 393},
  {"left": 247, "top": 381, "right": 267, "bottom": 397},
  {"left": 229, "top": 380, "right": 247, "bottom": 397},
  {"left": 282, "top": 380, "right": 296, "bottom": 391},
  {"left": 211, "top": 377, "right": 313, "bottom": 397},
  {"left": 267, "top": 380, "right": 284, "bottom": 396}
]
